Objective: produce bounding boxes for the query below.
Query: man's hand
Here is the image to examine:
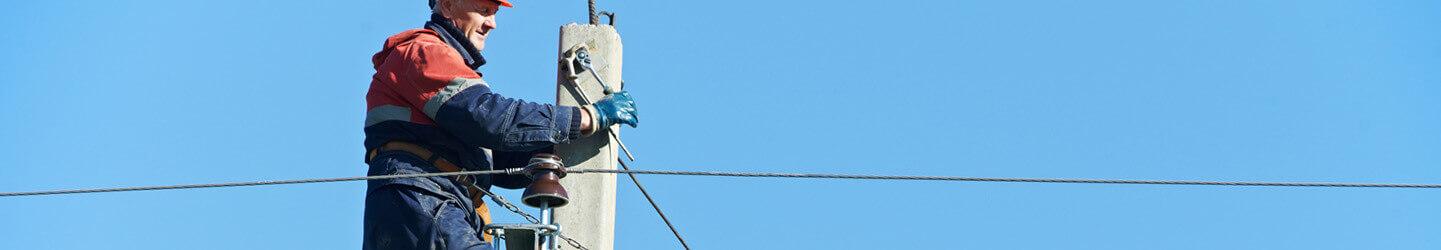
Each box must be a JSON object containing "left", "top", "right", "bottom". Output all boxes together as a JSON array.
[{"left": 588, "top": 91, "right": 639, "bottom": 129}]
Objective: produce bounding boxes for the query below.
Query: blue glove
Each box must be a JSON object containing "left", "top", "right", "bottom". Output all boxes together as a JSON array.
[{"left": 589, "top": 91, "right": 638, "bottom": 129}]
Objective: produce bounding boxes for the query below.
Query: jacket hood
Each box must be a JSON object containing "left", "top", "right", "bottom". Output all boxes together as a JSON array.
[
  {"left": 372, "top": 29, "right": 442, "bottom": 70},
  {"left": 372, "top": 15, "right": 487, "bottom": 71}
]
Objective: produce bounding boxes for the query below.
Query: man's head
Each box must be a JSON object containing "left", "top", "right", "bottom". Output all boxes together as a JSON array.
[{"left": 432, "top": 0, "right": 512, "bottom": 51}]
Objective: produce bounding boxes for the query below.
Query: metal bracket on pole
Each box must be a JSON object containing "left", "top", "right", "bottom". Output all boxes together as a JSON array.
[
  {"left": 484, "top": 224, "right": 557, "bottom": 250},
  {"left": 562, "top": 43, "right": 636, "bottom": 162},
  {"left": 561, "top": 42, "right": 693, "bottom": 250}
]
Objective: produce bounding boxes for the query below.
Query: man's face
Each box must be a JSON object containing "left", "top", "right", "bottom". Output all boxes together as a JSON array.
[{"left": 438, "top": 0, "right": 500, "bottom": 51}]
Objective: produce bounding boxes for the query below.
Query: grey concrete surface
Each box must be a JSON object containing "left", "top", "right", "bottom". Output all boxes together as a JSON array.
[{"left": 552, "top": 23, "right": 622, "bottom": 250}]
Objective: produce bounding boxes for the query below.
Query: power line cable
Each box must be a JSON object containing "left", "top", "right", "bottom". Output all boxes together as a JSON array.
[
  {"left": 570, "top": 169, "right": 1441, "bottom": 188},
  {"left": 0, "top": 169, "right": 512, "bottom": 197},
  {"left": 616, "top": 160, "right": 691, "bottom": 250},
  {"left": 4, "top": 168, "right": 1440, "bottom": 198}
]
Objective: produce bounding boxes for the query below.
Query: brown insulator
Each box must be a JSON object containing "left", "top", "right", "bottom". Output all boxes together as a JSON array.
[{"left": 521, "top": 153, "right": 570, "bottom": 208}]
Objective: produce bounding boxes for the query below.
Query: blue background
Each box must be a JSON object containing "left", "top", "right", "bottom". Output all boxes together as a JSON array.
[{"left": 2, "top": 0, "right": 1439, "bottom": 249}]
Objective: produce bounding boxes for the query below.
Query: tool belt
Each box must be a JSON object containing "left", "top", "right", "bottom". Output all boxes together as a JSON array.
[{"left": 368, "top": 141, "right": 496, "bottom": 242}]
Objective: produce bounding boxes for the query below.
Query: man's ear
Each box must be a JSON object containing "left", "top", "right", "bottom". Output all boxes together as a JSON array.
[{"left": 435, "top": 0, "right": 452, "bottom": 16}]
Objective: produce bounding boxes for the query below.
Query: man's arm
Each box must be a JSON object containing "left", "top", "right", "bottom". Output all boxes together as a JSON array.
[
  {"left": 434, "top": 82, "right": 584, "bottom": 151},
  {"left": 395, "top": 42, "right": 590, "bottom": 151}
]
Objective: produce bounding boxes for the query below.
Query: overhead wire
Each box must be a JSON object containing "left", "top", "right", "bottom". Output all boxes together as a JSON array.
[
  {"left": 4, "top": 167, "right": 1439, "bottom": 198},
  {"left": 571, "top": 169, "right": 1441, "bottom": 188},
  {"left": 0, "top": 169, "right": 511, "bottom": 197},
  {"left": 562, "top": 45, "right": 689, "bottom": 249},
  {"left": 3, "top": 165, "right": 1436, "bottom": 250},
  {"left": 615, "top": 160, "right": 691, "bottom": 250}
]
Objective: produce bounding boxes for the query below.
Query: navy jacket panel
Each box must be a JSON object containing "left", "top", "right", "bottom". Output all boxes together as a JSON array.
[
  {"left": 435, "top": 84, "right": 584, "bottom": 153},
  {"left": 364, "top": 152, "right": 492, "bottom": 250}
]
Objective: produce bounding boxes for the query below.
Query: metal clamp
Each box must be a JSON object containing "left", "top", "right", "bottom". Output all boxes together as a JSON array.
[
  {"left": 485, "top": 223, "right": 560, "bottom": 235},
  {"left": 561, "top": 43, "right": 637, "bottom": 162},
  {"left": 598, "top": 11, "right": 616, "bottom": 26},
  {"left": 485, "top": 223, "right": 563, "bottom": 250}
]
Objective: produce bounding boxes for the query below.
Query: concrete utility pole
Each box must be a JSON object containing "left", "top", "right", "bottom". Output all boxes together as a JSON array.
[{"left": 553, "top": 23, "right": 622, "bottom": 250}]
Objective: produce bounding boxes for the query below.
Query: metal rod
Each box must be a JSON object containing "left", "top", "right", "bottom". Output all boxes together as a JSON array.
[
  {"left": 611, "top": 134, "right": 636, "bottom": 161},
  {"left": 568, "top": 48, "right": 637, "bottom": 161},
  {"left": 615, "top": 159, "right": 692, "bottom": 249},
  {"left": 584, "top": 67, "right": 613, "bottom": 93},
  {"left": 559, "top": 81, "right": 634, "bottom": 160},
  {"left": 540, "top": 203, "right": 555, "bottom": 250},
  {"left": 563, "top": 75, "right": 637, "bottom": 161},
  {"left": 569, "top": 48, "right": 690, "bottom": 249},
  {"left": 574, "top": 49, "right": 618, "bottom": 94}
]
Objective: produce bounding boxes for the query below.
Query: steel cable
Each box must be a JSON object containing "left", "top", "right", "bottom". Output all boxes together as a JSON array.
[
  {"left": 6, "top": 168, "right": 1441, "bottom": 198},
  {"left": 0, "top": 169, "right": 511, "bottom": 197},
  {"left": 5, "top": 168, "right": 1440, "bottom": 198},
  {"left": 570, "top": 169, "right": 1441, "bottom": 188},
  {"left": 616, "top": 160, "right": 691, "bottom": 250}
]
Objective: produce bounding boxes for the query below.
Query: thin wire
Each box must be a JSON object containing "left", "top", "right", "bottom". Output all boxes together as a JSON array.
[
  {"left": 561, "top": 49, "right": 684, "bottom": 249},
  {"left": 0, "top": 169, "right": 510, "bottom": 197},
  {"left": 569, "top": 169, "right": 1441, "bottom": 188},
  {"left": 616, "top": 160, "right": 692, "bottom": 250},
  {"left": 5, "top": 168, "right": 1441, "bottom": 198},
  {"left": 0, "top": 168, "right": 595, "bottom": 249}
]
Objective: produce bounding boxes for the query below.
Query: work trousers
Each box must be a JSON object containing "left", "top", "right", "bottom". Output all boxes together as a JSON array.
[{"left": 363, "top": 151, "right": 492, "bottom": 250}]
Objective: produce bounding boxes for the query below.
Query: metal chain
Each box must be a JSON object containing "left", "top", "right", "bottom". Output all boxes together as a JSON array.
[
  {"left": 559, "top": 234, "right": 589, "bottom": 250},
  {"left": 471, "top": 183, "right": 591, "bottom": 250},
  {"left": 471, "top": 183, "right": 542, "bottom": 224},
  {"left": 568, "top": 169, "right": 1441, "bottom": 188}
]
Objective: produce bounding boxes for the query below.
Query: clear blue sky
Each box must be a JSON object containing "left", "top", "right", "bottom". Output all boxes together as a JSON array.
[{"left": 2, "top": 0, "right": 1439, "bottom": 249}]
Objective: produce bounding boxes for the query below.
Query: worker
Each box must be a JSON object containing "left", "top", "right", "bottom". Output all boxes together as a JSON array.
[{"left": 361, "top": 0, "right": 639, "bottom": 249}]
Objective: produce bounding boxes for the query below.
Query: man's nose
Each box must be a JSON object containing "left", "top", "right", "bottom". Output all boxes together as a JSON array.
[{"left": 483, "top": 17, "right": 497, "bottom": 30}]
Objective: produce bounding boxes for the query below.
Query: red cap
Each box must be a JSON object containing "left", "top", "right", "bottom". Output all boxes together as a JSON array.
[{"left": 430, "top": 0, "right": 513, "bottom": 8}]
